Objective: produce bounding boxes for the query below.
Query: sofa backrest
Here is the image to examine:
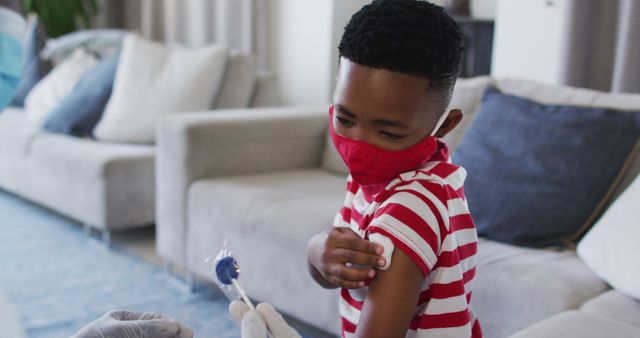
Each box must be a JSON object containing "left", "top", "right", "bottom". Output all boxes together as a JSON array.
[{"left": 442, "top": 76, "right": 493, "bottom": 151}]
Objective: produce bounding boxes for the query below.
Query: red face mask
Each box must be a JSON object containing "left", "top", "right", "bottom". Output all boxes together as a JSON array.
[{"left": 329, "top": 105, "right": 447, "bottom": 195}]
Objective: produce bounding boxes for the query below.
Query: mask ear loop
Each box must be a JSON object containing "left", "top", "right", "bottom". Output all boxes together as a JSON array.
[{"left": 430, "top": 111, "right": 450, "bottom": 137}]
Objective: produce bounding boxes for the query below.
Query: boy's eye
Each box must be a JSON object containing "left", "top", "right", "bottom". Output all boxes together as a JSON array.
[
  {"left": 380, "top": 131, "right": 405, "bottom": 141},
  {"left": 336, "top": 116, "right": 353, "bottom": 127}
]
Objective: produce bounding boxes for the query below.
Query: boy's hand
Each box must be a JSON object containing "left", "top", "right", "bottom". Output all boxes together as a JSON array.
[{"left": 307, "top": 227, "right": 386, "bottom": 289}]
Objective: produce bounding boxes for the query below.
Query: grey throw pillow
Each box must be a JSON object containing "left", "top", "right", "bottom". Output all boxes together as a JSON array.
[{"left": 453, "top": 87, "right": 640, "bottom": 248}]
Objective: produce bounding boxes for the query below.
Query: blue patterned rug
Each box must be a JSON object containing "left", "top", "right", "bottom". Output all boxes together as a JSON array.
[{"left": 0, "top": 190, "right": 332, "bottom": 338}]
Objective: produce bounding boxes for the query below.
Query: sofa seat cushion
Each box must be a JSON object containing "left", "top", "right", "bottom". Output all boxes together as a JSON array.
[
  {"left": 580, "top": 290, "right": 640, "bottom": 329},
  {"left": 28, "top": 132, "right": 155, "bottom": 177},
  {"left": 29, "top": 133, "right": 155, "bottom": 179},
  {"left": 24, "top": 133, "right": 155, "bottom": 229},
  {"left": 472, "top": 238, "right": 609, "bottom": 338},
  {"left": 509, "top": 311, "right": 640, "bottom": 338},
  {"left": 188, "top": 169, "right": 346, "bottom": 252}
]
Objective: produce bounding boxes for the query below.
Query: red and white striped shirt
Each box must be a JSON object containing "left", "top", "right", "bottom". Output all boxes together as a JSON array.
[{"left": 333, "top": 142, "right": 482, "bottom": 338}]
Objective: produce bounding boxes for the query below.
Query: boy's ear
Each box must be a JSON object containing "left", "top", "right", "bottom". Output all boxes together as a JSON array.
[{"left": 434, "top": 109, "right": 463, "bottom": 138}]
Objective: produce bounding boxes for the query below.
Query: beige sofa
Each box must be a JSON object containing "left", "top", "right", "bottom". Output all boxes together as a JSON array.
[
  {"left": 0, "top": 68, "right": 280, "bottom": 246},
  {"left": 156, "top": 77, "right": 640, "bottom": 337}
]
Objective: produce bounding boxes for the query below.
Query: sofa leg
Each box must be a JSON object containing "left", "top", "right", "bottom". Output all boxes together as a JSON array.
[{"left": 101, "top": 229, "right": 112, "bottom": 248}]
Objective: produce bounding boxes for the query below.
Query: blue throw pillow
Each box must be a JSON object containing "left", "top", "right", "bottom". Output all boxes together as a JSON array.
[
  {"left": 453, "top": 86, "right": 640, "bottom": 248},
  {"left": 42, "top": 55, "right": 119, "bottom": 137},
  {"left": 10, "top": 16, "right": 48, "bottom": 107}
]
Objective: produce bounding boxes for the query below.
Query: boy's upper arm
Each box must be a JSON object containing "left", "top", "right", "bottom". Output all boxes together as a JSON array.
[{"left": 355, "top": 246, "right": 424, "bottom": 338}]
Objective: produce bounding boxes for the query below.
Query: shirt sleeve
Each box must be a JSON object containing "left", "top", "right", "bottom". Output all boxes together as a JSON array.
[{"left": 367, "top": 183, "right": 448, "bottom": 276}]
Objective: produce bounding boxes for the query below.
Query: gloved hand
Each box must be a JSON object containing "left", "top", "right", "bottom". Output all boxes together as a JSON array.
[
  {"left": 229, "top": 300, "right": 302, "bottom": 338},
  {"left": 71, "top": 310, "right": 194, "bottom": 338}
]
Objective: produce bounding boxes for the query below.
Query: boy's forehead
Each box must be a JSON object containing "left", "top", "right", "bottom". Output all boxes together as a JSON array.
[{"left": 334, "top": 59, "right": 439, "bottom": 120}]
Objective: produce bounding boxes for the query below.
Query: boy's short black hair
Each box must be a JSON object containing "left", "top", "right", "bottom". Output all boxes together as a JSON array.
[{"left": 339, "top": 0, "right": 464, "bottom": 110}]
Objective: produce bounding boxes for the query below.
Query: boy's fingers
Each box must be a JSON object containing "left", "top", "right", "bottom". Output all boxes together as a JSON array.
[
  {"left": 341, "top": 232, "right": 384, "bottom": 255},
  {"left": 330, "top": 263, "right": 375, "bottom": 281},
  {"left": 332, "top": 278, "right": 367, "bottom": 289},
  {"left": 333, "top": 248, "right": 385, "bottom": 268}
]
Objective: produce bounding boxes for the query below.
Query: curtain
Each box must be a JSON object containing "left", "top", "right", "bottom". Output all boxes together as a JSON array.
[
  {"left": 562, "top": 0, "right": 640, "bottom": 94},
  {"left": 96, "top": 0, "right": 268, "bottom": 70},
  {"left": 611, "top": 0, "right": 640, "bottom": 93}
]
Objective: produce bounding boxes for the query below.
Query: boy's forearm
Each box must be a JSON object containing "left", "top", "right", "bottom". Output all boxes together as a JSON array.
[{"left": 306, "top": 232, "right": 338, "bottom": 289}]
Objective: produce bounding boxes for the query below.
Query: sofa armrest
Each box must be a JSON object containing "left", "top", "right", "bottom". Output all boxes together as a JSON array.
[{"left": 156, "top": 106, "right": 329, "bottom": 267}]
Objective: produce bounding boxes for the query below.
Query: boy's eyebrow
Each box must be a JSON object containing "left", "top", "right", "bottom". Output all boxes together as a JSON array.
[
  {"left": 372, "top": 118, "right": 409, "bottom": 128},
  {"left": 335, "top": 104, "right": 409, "bottom": 128},
  {"left": 335, "top": 104, "right": 357, "bottom": 118}
]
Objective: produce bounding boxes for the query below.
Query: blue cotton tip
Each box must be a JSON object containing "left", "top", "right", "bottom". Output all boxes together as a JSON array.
[{"left": 215, "top": 256, "right": 239, "bottom": 285}]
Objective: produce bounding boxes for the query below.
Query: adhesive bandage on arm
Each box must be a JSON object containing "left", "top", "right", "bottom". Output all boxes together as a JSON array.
[{"left": 368, "top": 233, "right": 394, "bottom": 270}]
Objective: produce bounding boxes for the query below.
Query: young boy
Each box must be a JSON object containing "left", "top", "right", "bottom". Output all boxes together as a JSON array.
[{"left": 306, "top": 1, "right": 482, "bottom": 337}]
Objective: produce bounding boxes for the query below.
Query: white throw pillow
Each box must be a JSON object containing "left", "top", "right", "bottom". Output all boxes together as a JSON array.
[
  {"left": 94, "top": 34, "right": 227, "bottom": 144},
  {"left": 578, "top": 172, "right": 640, "bottom": 300},
  {"left": 24, "top": 48, "right": 98, "bottom": 125}
]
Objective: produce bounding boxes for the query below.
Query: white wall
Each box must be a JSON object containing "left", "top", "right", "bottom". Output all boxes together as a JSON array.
[
  {"left": 268, "top": 0, "right": 333, "bottom": 106},
  {"left": 491, "top": 0, "right": 572, "bottom": 85},
  {"left": 268, "top": 0, "right": 370, "bottom": 106},
  {"left": 431, "top": 0, "right": 497, "bottom": 19},
  {"left": 329, "top": 0, "right": 372, "bottom": 99}
]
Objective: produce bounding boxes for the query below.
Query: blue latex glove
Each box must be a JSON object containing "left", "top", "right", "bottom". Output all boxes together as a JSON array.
[
  {"left": 71, "top": 310, "right": 194, "bottom": 338},
  {"left": 230, "top": 300, "right": 302, "bottom": 338}
]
